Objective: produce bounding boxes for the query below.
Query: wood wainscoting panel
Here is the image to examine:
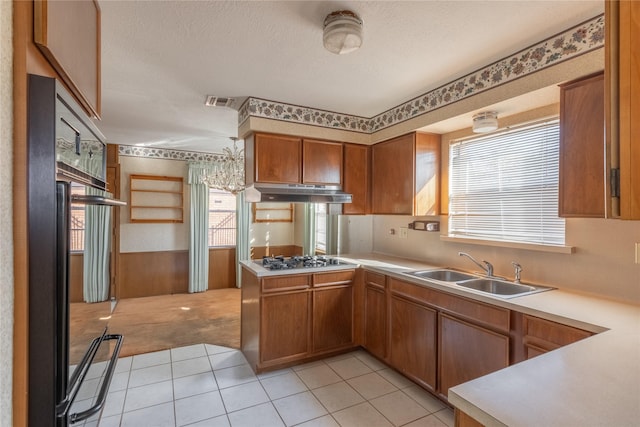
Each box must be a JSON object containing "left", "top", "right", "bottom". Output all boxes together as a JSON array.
[
  {"left": 69, "top": 253, "right": 84, "bottom": 303},
  {"left": 120, "top": 250, "right": 189, "bottom": 298},
  {"left": 208, "top": 247, "right": 237, "bottom": 289}
]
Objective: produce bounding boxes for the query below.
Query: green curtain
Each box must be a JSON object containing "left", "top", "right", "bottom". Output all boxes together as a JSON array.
[
  {"left": 302, "top": 203, "right": 316, "bottom": 255},
  {"left": 83, "top": 187, "right": 112, "bottom": 303},
  {"left": 235, "top": 191, "right": 250, "bottom": 288},
  {"left": 188, "top": 163, "right": 212, "bottom": 293}
]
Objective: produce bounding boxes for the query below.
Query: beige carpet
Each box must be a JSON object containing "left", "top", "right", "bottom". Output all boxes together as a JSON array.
[{"left": 70, "top": 289, "right": 241, "bottom": 361}]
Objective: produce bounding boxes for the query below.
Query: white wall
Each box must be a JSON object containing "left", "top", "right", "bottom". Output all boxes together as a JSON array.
[
  {"left": 339, "top": 215, "right": 373, "bottom": 254},
  {"left": 0, "top": 0, "right": 12, "bottom": 423},
  {"left": 119, "top": 156, "right": 190, "bottom": 252},
  {"left": 250, "top": 221, "right": 295, "bottom": 247},
  {"left": 367, "top": 214, "right": 640, "bottom": 303}
]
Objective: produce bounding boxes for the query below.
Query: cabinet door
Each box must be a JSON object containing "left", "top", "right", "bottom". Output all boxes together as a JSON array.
[
  {"left": 618, "top": 1, "right": 640, "bottom": 218},
  {"left": 522, "top": 315, "right": 592, "bottom": 359},
  {"left": 559, "top": 73, "right": 605, "bottom": 217},
  {"left": 439, "top": 313, "right": 509, "bottom": 399},
  {"left": 261, "top": 291, "right": 310, "bottom": 363},
  {"left": 389, "top": 296, "right": 437, "bottom": 391},
  {"left": 343, "top": 143, "right": 370, "bottom": 215},
  {"left": 313, "top": 285, "right": 354, "bottom": 352},
  {"left": 372, "top": 134, "right": 415, "bottom": 214},
  {"left": 254, "top": 134, "right": 301, "bottom": 183},
  {"left": 414, "top": 133, "right": 441, "bottom": 215},
  {"left": 364, "top": 285, "right": 387, "bottom": 360},
  {"left": 302, "top": 139, "right": 343, "bottom": 185}
]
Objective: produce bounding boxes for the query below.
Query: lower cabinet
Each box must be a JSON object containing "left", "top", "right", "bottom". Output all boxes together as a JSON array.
[
  {"left": 438, "top": 313, "right": 509, "bottom": 399},
  {"left": 363, "top": 271, "right": 387, "bottom": 360},
  {"left": 312, "top": 284, "right": 354, "bottom": 353},
  {"left": 242, "top": 268, "right": 356, "bottom": 372},
  {"left": 261, "top": 290, "right": 310, "bottom": 363},
  {"left": 389, "top": 295, "right": 437, "bottom": 391},
  {"left": 522, "top": 314, "right": 592, "bottom": 359}
]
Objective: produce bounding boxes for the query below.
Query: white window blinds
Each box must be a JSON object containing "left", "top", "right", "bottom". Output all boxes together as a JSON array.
[{"left": 448, "top": 120, "right": 565, "bottom": 246}]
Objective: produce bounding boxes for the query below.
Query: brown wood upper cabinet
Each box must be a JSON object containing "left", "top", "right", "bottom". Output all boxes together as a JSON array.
[
  {"left": 558, "top": 72, "right": 605, "bottom": 217},
  {"left": 245, "top": 133, "right": 343, "bottom": 186},
  {"left": 247, "top": 133, "right": 302, "bottom": 184},
  {"left": 34, "top": 0, "right": 101, "bottom": 118},
  {"left": 371, "top": 132, "right": 440, "bottom": 215},
  {"left": 343, "top": 143, "right": 370, "bottom": 215},
  {"left": 303, "top": 139, "right": 343, "bottom": 185},
  {"left": 606, "top": 1, "right": 640, "bottom": 219}
]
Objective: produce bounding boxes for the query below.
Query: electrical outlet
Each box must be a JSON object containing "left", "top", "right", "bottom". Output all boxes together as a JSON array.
[
  {"left": 399, "top": 227, "right": 408, "bottom": 239},
  {"left": 636, "top": 243, "right": 640, "bottom": 264}
]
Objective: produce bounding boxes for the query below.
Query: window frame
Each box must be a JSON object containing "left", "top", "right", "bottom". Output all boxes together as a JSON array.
[
  {"left": 207, "top": 188, "right": 237, "bottom": 248},
  {"left": 445, "top": 119, "right": 573, "bottom": 253}
]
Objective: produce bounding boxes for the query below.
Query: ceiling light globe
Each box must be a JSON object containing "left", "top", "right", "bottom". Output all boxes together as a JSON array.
[
  {"left": 323, "top": 10, "right": 363, "bottom": 55},
  {"left": 472, "top": 111, "right": 499, "bottom": 133}
]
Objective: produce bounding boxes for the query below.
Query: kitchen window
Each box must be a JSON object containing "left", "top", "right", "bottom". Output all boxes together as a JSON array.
[
  {"left": 448, "top": 120, "right": 565, "bottom": 247},
  {"left": 208, "top": 188, "right": 236, "bottom": 247},
  {"left": 70, "top": 183, "right": 85, "bottom": 251},
  {"left": 315, "top": 203, "right": 327, "bottom": 253}
]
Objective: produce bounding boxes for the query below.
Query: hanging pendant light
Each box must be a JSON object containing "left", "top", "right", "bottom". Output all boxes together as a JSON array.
[{"left": 201, "top": 137, "right": 245, "bottom": 194}]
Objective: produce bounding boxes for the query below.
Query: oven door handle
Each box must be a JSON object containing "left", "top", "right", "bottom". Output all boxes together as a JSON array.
[{"left": 68, "top": 334, "right": 124, "bottom": 423}]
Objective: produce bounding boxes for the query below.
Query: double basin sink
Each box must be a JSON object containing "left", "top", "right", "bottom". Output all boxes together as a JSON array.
[{"left": 405, "top": 269, "right": 554, "bottom": 298}]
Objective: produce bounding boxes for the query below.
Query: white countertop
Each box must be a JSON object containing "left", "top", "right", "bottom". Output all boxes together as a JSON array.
[{"left": 327, "top": 253, "right": 640, "bottom": 426}]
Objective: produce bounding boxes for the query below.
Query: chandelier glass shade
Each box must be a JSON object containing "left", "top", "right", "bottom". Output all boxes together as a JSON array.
[{"left": 201, "top": 137, "right": 245, "bottom": 194}]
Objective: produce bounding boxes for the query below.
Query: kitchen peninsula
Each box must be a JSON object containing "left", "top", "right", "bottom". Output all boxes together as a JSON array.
[
  {"left": 241, "top": 253, "right": 640, "bottom": 427},
  {"left": 241, "top": 256, "right": 359, "bottom": 373}
]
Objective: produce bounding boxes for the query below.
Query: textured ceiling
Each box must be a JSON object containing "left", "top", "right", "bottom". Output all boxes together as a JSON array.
[{"left": 98, "top": 0, "right": 603, "bottom": 153}]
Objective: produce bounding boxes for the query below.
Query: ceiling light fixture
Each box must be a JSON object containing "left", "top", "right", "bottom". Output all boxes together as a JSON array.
[
  {"left": 201, "top": 137, "right": 245, "bottom": 194},
  {"left": 323, "top": 10, "right": 363, "bottom": 55},
  {"left": 472, "top": 111, "right": 499, "bottom": 133}
]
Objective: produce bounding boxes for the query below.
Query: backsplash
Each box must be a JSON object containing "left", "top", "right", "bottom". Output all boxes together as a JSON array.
[
  {"left": 353, "top": 214, "right": 640, "bottom": 304},
  {"left": 239, "top": 14, "right": 604, "bottom": 134}
]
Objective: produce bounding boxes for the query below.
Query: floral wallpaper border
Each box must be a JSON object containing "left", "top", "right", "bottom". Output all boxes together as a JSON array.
[
  {"left": 238, "top": 14, "right": 604, "bottom": 134},
  {"left": 119, "top": 144, "right": 227, "bottom": 161}
]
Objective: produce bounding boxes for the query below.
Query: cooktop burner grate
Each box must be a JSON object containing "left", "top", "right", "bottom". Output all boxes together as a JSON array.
[{"left": 257, "top": 255, "right": 346, "bottom": 270}]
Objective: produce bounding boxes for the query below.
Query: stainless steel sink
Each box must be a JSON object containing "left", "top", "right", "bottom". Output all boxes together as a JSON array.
[
  {"left": 455, "top": 278, "right": 553, "bottom": 298},
  {"left": 408, "top": 269, "right": 477, "bottom": 282}
]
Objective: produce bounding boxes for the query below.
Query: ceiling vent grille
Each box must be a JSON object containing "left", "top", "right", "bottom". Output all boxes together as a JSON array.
[{"left": 204, "top": 95, "right": 234, "bottom": 108}]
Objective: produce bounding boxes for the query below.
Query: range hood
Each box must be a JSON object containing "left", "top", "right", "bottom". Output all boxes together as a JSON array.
[{"left": 245, "top": 183, "right": 352, "bottom": 204}]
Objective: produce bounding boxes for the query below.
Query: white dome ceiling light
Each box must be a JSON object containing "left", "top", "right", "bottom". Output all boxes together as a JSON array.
[
  {"left": 472, "top": 111, "right": 499, "bottom": 133},
  {"left": 323, "top": 10, "right": 363, "bottom": 55}
]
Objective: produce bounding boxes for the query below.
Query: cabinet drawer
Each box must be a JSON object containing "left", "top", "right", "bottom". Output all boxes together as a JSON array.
[
  {"left": 313, "top": 270, "right": 355, "bottom": 287},
  {"left": 389, "top": 278, "right": 510, "bottom": 333},
  {"left": 262, "top": 274, "right": 310, "bottom": 292},
  {"left": 364, "top": 271, "right": 386, "bottom": 290},
  {"left": 523, "top": 315, "right": 592, "bottom": 350}
]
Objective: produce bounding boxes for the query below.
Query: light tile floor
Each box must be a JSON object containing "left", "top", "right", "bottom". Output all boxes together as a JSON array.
[{"left": 72, "top": 344, "right": 454, "bottom": 427}]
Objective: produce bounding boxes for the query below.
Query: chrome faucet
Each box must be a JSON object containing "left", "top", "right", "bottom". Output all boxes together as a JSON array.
[
  {"left": 458, "top": 252, "right": 494, "bottom": 277},
  {"left": 512, "top": 262, "right": 523, "bottom": 283}
]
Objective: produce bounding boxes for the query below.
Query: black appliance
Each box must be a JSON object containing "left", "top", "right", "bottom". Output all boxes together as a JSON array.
[
  {"left": 258, "top": 255, "right": 350, "bottom": 270},
  {"left": 27, "top": 74, "right": 124, "bottom": 426}
]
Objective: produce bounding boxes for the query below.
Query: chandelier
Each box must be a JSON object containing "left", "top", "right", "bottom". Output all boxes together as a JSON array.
[{"left": 201, "top": 137, "right": 245, "bottom": 194}]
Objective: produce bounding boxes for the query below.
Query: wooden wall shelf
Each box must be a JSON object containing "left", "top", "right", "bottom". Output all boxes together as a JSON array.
[{"left": 129, "top": 174, "right": 184, "bottom": 223}]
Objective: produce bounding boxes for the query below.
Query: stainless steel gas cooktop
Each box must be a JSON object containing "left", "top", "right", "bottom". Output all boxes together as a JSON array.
[{"left": 255, "top": 255, "right": 351, "bottom": 270}]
